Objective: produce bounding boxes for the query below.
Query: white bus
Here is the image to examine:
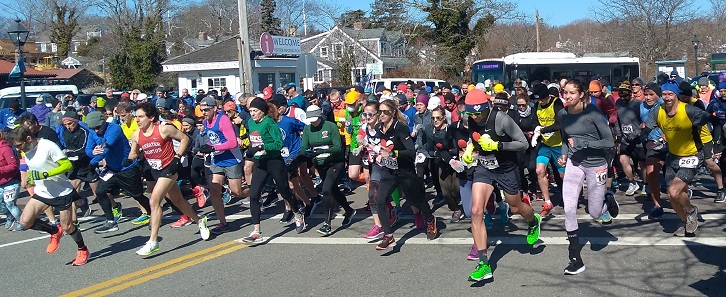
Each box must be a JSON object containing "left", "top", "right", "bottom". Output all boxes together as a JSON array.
[{"left": 471, "top": 52, "right": 640, "bottom": 87}]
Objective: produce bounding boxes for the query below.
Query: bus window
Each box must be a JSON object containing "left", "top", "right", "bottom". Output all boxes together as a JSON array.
[{"left": 529, "top": 66, "right": 551, "bottom": 82}]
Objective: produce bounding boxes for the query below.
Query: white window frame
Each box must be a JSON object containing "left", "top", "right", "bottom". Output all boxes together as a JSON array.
[
  {"left": 333, "top": 43, "right": 343, "bottom": 58},
  {"left": 314, "top": 70, "right": 325, "bottom": 83},
  {"left": 320, "top": 46, "right": 328, "bottom": 58}
]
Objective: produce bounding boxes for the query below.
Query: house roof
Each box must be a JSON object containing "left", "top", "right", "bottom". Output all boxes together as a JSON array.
[
  {"left": 41, "top": 68, "right": 84, "bottom": 79},
  {"left": 340, "top": 28, "right": 404, "bottom": 42},
  {"left": 164, "top": 37, "right": 240, "bottom": 65},
  {"left": 0, "top": 60, "right": 56, "bottom": 77}
]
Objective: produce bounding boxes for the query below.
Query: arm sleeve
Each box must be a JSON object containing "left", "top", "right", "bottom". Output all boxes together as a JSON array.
[
  {"left": 213, "top": 116, "right": 239, "bottom": 151},
  {"left": 301, "top": 126, "right": 310, "bottom": 151},
  {"left": 604, "top": 97, "right": 619, "bottom": 124},
  {"left": 86, "top": 133, "right": 103, "bottom": 166},
  {"left": 395, "top": 124, "right": 416, "bottom": 160},
  {"left": 583, "top": 108, "right": 615, "bottom": 149},
  {"left": 0, "top": 147, "right": 17, "bottom": 175},
  {"left": 323, "top": 123, "right": 343, "bottom": 154},
  {"left": 686, "top": 104, "right": 711, "bottom": 127},
  {"left": 496, "top": 112, "right": 528, "bottom": 151},
  {"left": 262, "top": 119, "right": 283, "bottom": 151},
  {"left": 46, "top": 143, "right": 73, "bottom": 176},
  {"left": 540, "top": 100, "right": 564, "bottom": 133},
  {"left": 641, "top": 107, "right": 660, "bottom": 140}
]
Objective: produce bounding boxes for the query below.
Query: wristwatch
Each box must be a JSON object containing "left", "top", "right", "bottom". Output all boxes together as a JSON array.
[{"left": 388, "top": 150, "right": 396, "bottom": 158}]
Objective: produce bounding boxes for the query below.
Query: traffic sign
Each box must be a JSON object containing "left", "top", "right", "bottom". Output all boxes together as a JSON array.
[
  {"left": 297, "top": 53, "right": 318, "bottom": 78},
  {"left": 260, "top": 32, "right": 274, "bottom": 56}
]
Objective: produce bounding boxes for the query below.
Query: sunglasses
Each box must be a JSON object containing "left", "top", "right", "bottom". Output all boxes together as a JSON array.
[
  {"left": 362, "top": 112, "right": 378, "bottom": 117},
  {"left": 632, "top": 84, "right": 641, "bottom": 86},
  {"left": 380, "top": 109, "right": 393, "bottom": 116},
  {"left": 105, "top": 113, "right": 113, "bottom": 116},
  {"left": 432, "top": 116, "right": 444, "bottom": 121},
  {"left": 201, "top": 108, "right": 212, "bottom": 112},
  {"left": 517, "top": 104, "right": 527, "bottom": 107}
]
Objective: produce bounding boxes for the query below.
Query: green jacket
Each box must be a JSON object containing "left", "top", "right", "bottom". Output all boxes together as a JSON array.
[
  {"left": 247, "top": 116, "right": 282, "bottom": 160},
  {"left": 302, "top": 120, "right": 343, "bottom": 166}
]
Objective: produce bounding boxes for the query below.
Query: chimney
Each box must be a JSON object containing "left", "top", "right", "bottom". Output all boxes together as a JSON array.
[
  {"left": 198, "top": 32, "right": 207, "bottom": 41},
  {"left": 353, "top": 22, "right": 363, "bottom": 30},
  {"left": 288, "top": 26, "right": 298, "bottom": 37}
]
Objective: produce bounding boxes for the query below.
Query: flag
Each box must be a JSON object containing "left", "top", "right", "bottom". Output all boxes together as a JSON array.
[
  {"left": 362, "top": 72, "right": 374, "bottom": 93},
  {"left": 8, "top": 56, "right": 26, "bottom": 82}
]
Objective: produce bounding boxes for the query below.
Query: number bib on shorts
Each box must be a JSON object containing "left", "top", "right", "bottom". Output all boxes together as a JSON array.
[
  {"left": 3, "top": 189, "right": 15, "bottom": 202},
  {"left": 595, "top": 167, "right": 607, "bottom": 185},
  {"left": 415, "top": 153, "right": 426, "bottom": 164},
  {"left": 380, "top": 157, "right": 398, "bottom": 170},
  {"left": 678, "top": 156, "right": 699, "bottom": 168},
  {"left": 621, "top": 124, "right": 634, "bottom": 134},
  {"left": 147, "top": 159, "right": 163, "bottom": 170},
  {"left": 478, "top": 154, "right": 499, "bottom": 170}
]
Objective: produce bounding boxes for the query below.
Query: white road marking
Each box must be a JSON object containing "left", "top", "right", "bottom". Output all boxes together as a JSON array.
[{"left": 256, "top": 236, "right": 726, "bottom": 246}]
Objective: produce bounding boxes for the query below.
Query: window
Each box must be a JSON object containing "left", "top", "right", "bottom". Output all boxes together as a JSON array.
[
  {"left": 314, "top": 70, "right": 325, "bottom": 82},
  {"left": 41, "top": 43, "right": 47, "bottom": 52},
  {"left": 207, "top": 77, "right": 227, "bottom": 89},
  {"left": 51, "top": 43, "right": 57, "bottom": 53},
  {"left": 333, "top": 44, "right": 343, "bottom": 58},
  {"left": 279, "top": 73, "right": 296, "bottom": 86},
  {"left": 320, "top": 47, "right": 328, "bottom": 58},
  {"left": 191, "top": 79, "right": 197, "bottom": 89},
  {"left": 348, "top": 45, "right": 355, "bottom": 54}
]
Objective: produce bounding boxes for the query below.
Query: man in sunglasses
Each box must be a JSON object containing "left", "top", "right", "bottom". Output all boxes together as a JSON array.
[{"left": 631, "top": 77, "right": 646, "bottom": 101}]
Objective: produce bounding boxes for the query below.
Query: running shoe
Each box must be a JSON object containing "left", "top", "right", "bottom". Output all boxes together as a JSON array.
[
  {"left": 132, "top": 214, "right": 150, "bottom": 225},
  {"left": 240, "top": 197, "right": 251, "bottom": 207},
  {"left": 468, "top": 261, "right": 493, "bottom": 281},
  {"left": 534, "top": 190, "right": 544, "bottom": 201},
  {"left": 4, "top": 217, "right": 14, "bottom": 230},
  {"left": 112, "top": 202, "right": 123, "bottom": 222},
  {"left": 426, "top": 217, "right": 438, "bottom": 240},
  {"left": 673, "top": 222, "right": 687, "bottom": 237},
  {"left": 498, "top": 201, "right": 510, "bottom": 224},
  {"left": 94, "top": 221, "right": 119, "bottom": 234},
  {"left": 688, "top": 189, "right": 693, "bottom": 200},
  {"left": 526, "top": 213, "right": 541, "bottom": 245},
  {"left": 342, "top": 178, "right": 353, "bottom": 193},
  {"left": 376, "top": 234, "right": 396, "bottom": 250},
  {"left": 389, "top": 204, "right": 398, "bottom": 226},
  {"left": 466, "top": 244, "right": 478, "bottom": 261},
  {"left": 595, "top": 211, "right": 613, "bottom": 224},
  {"left": 136, "top": 241, "right": 159, "bottom": 256},
  {"left": 648, "top": 206, "right": 664, "bottom": 220},
  {"left": 192, "top": 186, "right": 207, "bottom": 208},
  {"left": 342, "top": 209, "right": 356, "bottom": 226},
  {"left": 317, "top": 223, "right": 332, "bottom": 236},
  {"left": 521, "top": 192, "right": 531, "bottom": 206},
  {"left": 79, "top": 199, "right": 92, "bottom": 217},
  {"left": 241, "top": 230, "right": 263, "bottom": 243},
  {"left": 198, "top": 215, "right": 210, "bottom": 240},
  {"left": 484, "top": 213, "right": 493, "bottom": 229},
  {"left": 313, "top": 176, "right": 322, "bottom": 188},
  {"left": 641, "top": 183, "right": 648, "bottom": 196},
  {"left": 450, "top": 209, "right": 464, "bottom": 223},
  {"left": 715, "top": 191, "right": 726, "bottom": 203},
  {"left": 540, "top": 200, "right": 554, "bottom": 217},
  {"left": 294, "top": 212, "right": 306, "bottom": 233},
  {"left": 625, "top": 182, "right": 639, "bottom": 196},
  {"left": 11, "top": 221, "right": 23, "bottom": 231},
  {"left": 564, "top": 258, "right": 586, "bottom": 275},
  {"left": 685, "top": 206, "right": 699, "bottom": 233},
  {"left": 170, "top": 215, "right": 192, "bottom": 228},
  {"left": 280, "top": 209, "right": 294, "bottom": 224},
  {"left": 46, "top": 225, "right": 64, "bottom": 254},
  {"left": 414, "top": 212, "right": 425, "bottom": 230},
  {"left": 262, "top": 194, "right": 278, "bottom": 209},
  {"left": 210, "top": 223, "right": 229, "bottom": 235},
  {"left": 72, "top": 247, "right": 90, "bottom": 266},
  {"left": 363, "top": 225, "right": 383, "bottom": 239},
  {"left": 222, "top": 186, "right": 232, "bottom": 204},
  {"left": 604, "top": 191, "right": 619, "bottom": 218}
]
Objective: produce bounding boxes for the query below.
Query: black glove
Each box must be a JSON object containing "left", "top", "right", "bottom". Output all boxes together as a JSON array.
[
  {"left": 199, "top": 144, "right": 215, "bottom": 154},
  {"left": 122, "top": 159, "right": 133, "bottom": 167},
  {"left": 305, "top": 149, "right": 315, "bottom": 158}
]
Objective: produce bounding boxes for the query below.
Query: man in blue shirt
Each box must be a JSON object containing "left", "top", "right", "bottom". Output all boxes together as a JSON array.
[
  {"left": 0, "top": 99, "right": 26, "bottom": 131},
  {"left": 285, "top": 83, "right": 307, "bottom": 110}
]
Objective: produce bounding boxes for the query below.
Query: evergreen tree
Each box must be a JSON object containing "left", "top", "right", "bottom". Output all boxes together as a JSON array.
[
  {"left": 369, "top": 0, "right": 404, "bottom": 30},
  {"left": 49, "top": 1, "right": 80, "bottom": 58},
  {"left": 338, "top": 10, "right": 370, "bottom": 28},
  {"left": 261, "top": 0, "right": 282, "bottom": 35}
]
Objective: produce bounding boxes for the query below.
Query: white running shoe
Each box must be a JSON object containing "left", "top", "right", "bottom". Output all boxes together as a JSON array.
[
  {"left": 136, "top": 241, "right": 159, "bottom": 256},
  {"left": 625, "top": 182, "right": 639, "bottom": 196},
  {"left": 198, "top": 215, "right": 210, "bottom": 240}
]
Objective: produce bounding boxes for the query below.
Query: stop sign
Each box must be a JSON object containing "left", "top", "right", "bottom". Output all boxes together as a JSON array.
[{"left": 260, "top": 32, "right": 274, "bottom": 56}]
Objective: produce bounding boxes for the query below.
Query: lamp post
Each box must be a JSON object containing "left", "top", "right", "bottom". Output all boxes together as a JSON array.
[
  {"left": 7, "top": 19, "right": 30, "bottom": 104},
  {"left": 692, "top": 34, "right": 700, "bottom": 76}
]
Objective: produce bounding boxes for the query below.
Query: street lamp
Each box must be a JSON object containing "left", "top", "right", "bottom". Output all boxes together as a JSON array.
[
  {"left": 692, "top": 34, "right": 700, "bottom": 76},
  {"left": 7, "top": 19, "right": 29, "bottom": 104}
]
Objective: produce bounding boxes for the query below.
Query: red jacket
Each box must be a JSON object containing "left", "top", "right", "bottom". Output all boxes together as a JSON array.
[
  {"left": 591, "top": 94, "right": 618, "bottom": 125},
  {"left": 0, "top": 140, "right": 18, "bottom": 186}
]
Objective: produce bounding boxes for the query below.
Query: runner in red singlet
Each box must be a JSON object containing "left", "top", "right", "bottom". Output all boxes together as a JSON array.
[{"left": 129, "top": 102, "right": 211, "bottom": 257}]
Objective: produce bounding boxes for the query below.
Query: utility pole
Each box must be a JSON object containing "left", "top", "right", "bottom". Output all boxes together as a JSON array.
[
  {"left": 303, "top": 0, "right": 307, "bottom": 36},
  {"left": 535, "top": 9, "right": 541, "bottom": 52},
  {"left": 237, "top": 0, "right": 253, "bottom": 94}
]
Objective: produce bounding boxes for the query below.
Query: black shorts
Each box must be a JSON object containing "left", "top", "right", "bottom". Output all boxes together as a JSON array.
[
  {"left": 620, "top": 142, "right": 646, "bottom": 162},
  {"left": 67, "top": 166, "right": 99, "bottom": 183},
  {"left": 646, "top": 148, "right": 667, "bottom": 161},
  {"left": 472, "top": 164, "right": 520, "bottom": 195},
  {"left": 33, "top": 191, "right": 80, "bottom": 211},
  {"left": 348, "top": 154, "right": 363, "bottom": 166},
  {"left": 286, "top": 157, "right": 302, "bottom": 178},
  {"left": 703, "top": 141, "right": 714, "bottom": 159},
  {"left": 148, "top": 160, "right": 179, "bottom": 181},
  {"left": 665, "top": 152, "right": 703, "bottom": 185},
  {"left": 97, "top": 164, "right": 145, "bottom": 198}
]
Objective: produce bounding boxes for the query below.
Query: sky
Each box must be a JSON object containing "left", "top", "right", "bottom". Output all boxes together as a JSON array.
[{"left": 349, "top": 0, "right": 714, "bottom": 27}]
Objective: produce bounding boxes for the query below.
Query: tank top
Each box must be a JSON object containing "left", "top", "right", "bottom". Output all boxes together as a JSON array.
[
  {"left": 657, "top": 101, "right": 702, "bottom": 157},
  {"left": 536, "top": 100, "right": 562, "bottom": 147},
  {"left": 138, "top": 124, "right": 176, "bottom": 170},
  {"left": 469, "top": 110, "right": 517, "bottom": 172}
]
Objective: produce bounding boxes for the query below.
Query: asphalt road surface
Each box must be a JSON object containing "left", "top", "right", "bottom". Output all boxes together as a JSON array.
[{"left": 0, "top": 176, "right": 724, "bottom": 297}]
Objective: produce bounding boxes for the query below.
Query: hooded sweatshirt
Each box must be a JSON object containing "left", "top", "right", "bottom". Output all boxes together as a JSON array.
[
  {"left": 28, "top": 103, "right": 51, "bottom": 125},
  {"left": 0, "top": 140, "right": 19, "bottom": 186}
]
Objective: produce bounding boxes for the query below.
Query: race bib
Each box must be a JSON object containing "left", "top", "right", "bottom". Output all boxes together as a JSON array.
[
  {"left": 68, "top": 156, "right": 79, "bottom": 161},
  {"left": 621, "top": 124, "right": 634, "bottom": 134},
  {"left": 3, "top": 189, "right": 15, "bottom": 202},
  {"left": 542, "top": 132, "right": 555, "bottom": 138},
  {"left": 478, "top": 154, "right": 499, "bottom": 169},
  {"left": 415, "top": 153, "right": 426, "bottom": 164},
  {"left": 99, "top": 169, "right": 114, "bottom": 182},
  {"left": 595, "top": 168, "right": 607, "bottom": 186},
  {"left": 281, "top": 147, "right": 290, "bottom": 158},
  {"left": 380, "top": 156, "right": 398, "bottom": 170},
  {"left": 678, "top": 156, "right": 699, "bottom": 169},
  {"left": 148, "top": 159, "right": 163, "bottom": 170}
]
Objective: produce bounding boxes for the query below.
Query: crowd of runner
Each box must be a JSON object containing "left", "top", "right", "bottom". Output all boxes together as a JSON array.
[{"left": 0, "top": 73, "right": 720, "bottom": 280}]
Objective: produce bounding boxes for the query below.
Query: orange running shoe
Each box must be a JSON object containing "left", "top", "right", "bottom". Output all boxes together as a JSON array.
[
  {"left": 72, "top": 247, "right": 89, "bottom": 266},
  {"left": 46, "top": 224, "right": 64, "bottom": 254},
  {"left": 540, "top": 201, "right": 554, "bottom": 217}
]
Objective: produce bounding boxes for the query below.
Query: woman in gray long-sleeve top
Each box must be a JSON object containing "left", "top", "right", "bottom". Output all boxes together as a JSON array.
[{"left": 556, "top": 79, "right": 620, "bottom": 276}]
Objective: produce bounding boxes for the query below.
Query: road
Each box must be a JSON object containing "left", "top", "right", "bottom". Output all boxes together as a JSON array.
[{"left": 0, "top": 176, "right": 724, "bottom": 297}]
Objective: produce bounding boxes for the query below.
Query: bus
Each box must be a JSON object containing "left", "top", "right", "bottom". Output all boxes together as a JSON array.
[{"left": 471, "top": 52, "right": 640, "bottom": 88}]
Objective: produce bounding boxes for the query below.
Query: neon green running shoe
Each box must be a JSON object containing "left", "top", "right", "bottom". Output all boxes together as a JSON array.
[
  {"left": 131, "top": 214, "right": 150, "bottom": 225},
  {"left": 468, "top": 261, "right": 492, "bottom": 281},
  {"left": 526, "top": 213, "right": 541, "bottom": 245},
  {"left": 112, "top": 202, "right": 123, "bottom": 222}
]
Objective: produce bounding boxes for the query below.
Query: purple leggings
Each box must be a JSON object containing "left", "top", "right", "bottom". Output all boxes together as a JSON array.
[{"left": 562, "top": 160, "right": 608, "bottom": 232}]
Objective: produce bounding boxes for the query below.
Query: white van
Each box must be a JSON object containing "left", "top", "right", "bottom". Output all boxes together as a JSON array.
[
  {"left": 0, "top": 85, "right": 79, "bottom": 109},
  {"left": 370, "top": 78, "right": 448, "bottom": 92}
]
